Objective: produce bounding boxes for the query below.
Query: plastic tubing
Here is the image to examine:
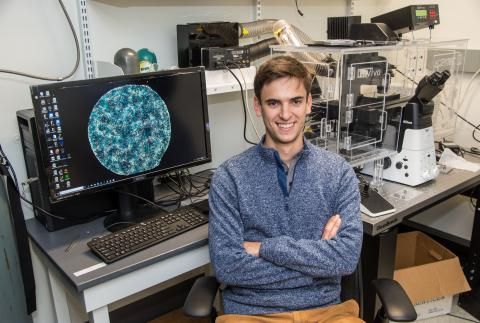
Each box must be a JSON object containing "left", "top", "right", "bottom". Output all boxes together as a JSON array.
[
  {"left": 273, "top": 20, "right": 333, "bottom": 76},
  {"left": 239, "top": 19, "right": 277, "bottom": 38},
  {"left": 247, "top": 37, "right": 279, "bottom": 61}
]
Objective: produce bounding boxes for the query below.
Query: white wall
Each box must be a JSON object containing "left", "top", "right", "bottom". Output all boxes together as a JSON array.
[
  {"left": 1, "top": 2, "right": 83, "bottom": 320},
  {"left": 0, "top": 0, "right": 84, "bottom": 220},
  {"left": 261, "top": 0, "right": 351, "bottom": 40}
]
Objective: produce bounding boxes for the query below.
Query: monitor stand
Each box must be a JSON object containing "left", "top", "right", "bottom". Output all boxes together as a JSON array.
[{"left": 103, "top": 183, "right": 164, "bottom": 232}]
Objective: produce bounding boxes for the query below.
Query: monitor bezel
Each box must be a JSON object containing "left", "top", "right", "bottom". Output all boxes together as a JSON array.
[{"left": 30, "top": 66, "right": 212, "bottom": 204}]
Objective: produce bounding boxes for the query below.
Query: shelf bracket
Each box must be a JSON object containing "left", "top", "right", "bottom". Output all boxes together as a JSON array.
[{"left": 76, "top": 0, "right": 96, "bottom": 79}]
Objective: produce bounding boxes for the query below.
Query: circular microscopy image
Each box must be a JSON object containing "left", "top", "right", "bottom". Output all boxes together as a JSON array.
[{"left": 88, "top": 84, "right": 171, "bottom": 176}]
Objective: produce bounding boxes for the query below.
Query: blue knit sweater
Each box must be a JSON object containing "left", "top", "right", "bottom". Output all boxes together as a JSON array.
[{"left": 208, "top": 140, "right": 362, "bottom": 315}]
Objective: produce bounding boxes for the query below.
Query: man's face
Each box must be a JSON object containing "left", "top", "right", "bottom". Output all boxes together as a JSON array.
[{"left": 254, "top": 77, "right": 312, "bottom": 149}]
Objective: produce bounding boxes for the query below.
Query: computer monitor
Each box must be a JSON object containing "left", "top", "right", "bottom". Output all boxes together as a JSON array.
[{"left": 30, "top": 67, "right": 211, "bottom": 229}]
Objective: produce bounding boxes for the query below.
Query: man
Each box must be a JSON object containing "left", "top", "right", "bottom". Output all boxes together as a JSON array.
[{"left": 208, "top": 55, "right": 363, "bottom": 322}]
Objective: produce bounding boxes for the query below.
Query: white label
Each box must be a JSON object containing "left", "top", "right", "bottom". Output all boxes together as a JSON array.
[{"left": 73, "top": 263, "right": 107, "bottom": 277}]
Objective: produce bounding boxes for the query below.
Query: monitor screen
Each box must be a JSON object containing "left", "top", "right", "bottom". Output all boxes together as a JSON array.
[{"left": 30, "top": 67, "right": 211, "bottom": 204}]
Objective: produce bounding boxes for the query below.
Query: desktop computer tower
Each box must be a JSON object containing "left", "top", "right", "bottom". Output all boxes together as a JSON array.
[{"left": 16, "top": 109, "right": 154, "bottom": 231}]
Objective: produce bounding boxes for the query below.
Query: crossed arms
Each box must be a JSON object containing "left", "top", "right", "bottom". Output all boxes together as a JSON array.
[
  {"left": 208, "top": 164, "right": 362, "bottom": 289},
  {"left": 243, "top": 214, "right": 341, "bottom": 256}
]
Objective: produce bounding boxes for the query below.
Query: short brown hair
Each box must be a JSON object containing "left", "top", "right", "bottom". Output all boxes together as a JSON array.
[{"left": 254, "top": 55, "right": 312, "bottom": 100}]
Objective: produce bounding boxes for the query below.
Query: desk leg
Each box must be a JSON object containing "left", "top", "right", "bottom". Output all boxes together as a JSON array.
[
  {"left": 361, "top": 227, "right": 397, "bottom": 322},
  {"left": 464, "top": 190, "right": 480, "bottom": 288},
  {"left": 88, "top": 306, "right": 110, "bottom": 323},
  {"left": 458, "top": 187, "right": 480, "bottom": 319},
  {"left": 47, "top": 270, "right": 72, "bottom": 323}
]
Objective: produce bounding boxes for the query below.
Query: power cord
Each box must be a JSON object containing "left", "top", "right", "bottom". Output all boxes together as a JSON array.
[
  {"left": 103, "top": 188, "right": 173, "bottom": 229},
  {"left": 113, "top": 189, "right": 170, "bottom": 213},
  {"left": 294, "top": 0, "right": 304, "bottom": 16},
  {"left": 461, "top": 147, "right": 480, "bottom": 158},
  {"left": 155, "top": 169, "right": 212, "bottom": 207},
  {"left": 0, "top": 144, "right": 66, "bottom": 220},
  {"left": 222, "top": 64, "right": 257, "bottom": 145},
  {"left": 1, "top": 144, "right": 107, "bottom": 223},
  {"left": 0, "top": 0, "right": 80, "bottom": 81},
  {"left": 228, "top": 62, "right": 261, "bottom": 140}
]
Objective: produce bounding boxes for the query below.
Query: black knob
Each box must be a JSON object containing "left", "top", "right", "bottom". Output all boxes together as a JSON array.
[
  {"left": 383, "top": 157, "right": 392, "bottom": 169},
  {"left": 396, "top": 162, "right": 403, "bottom": 169}
]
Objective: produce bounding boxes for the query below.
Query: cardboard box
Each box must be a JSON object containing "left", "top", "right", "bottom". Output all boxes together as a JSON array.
[{"left": 394, "top": 231, "right": 471, "bottom": 320}]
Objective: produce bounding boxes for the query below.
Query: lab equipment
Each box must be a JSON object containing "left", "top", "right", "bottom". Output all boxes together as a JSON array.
[{"left": 271, "top": 38, "right": 466, "bottom": 186}]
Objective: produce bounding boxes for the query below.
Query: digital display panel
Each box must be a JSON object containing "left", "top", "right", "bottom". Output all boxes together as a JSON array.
[{"left": 30, "top": 68, "right": 211, "bottom": 202}]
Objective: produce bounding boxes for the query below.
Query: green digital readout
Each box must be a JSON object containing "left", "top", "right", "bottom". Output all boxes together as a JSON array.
[{"left": 416, "top": 9, "right": 427, "bottom": 17}]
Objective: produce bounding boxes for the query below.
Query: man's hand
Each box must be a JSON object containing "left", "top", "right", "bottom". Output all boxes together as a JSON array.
[
  {"left": 243, "top": 241, "right": 261, "bottom": 257},
  {"left": 322, "top": 214, "right": 341, "bottom": 240}
]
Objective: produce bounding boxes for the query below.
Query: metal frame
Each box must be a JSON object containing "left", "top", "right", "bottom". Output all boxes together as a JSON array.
[{"left": 76, "top": 0, "right": 95, "bottom": 79}]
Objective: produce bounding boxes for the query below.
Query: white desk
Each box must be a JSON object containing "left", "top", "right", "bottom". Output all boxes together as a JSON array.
[
  {"left": 359, "top": 167, "right": 480, "bottom": 321},
  {"left": 27, "top": 217, "right": 209, "bottom": 323}
]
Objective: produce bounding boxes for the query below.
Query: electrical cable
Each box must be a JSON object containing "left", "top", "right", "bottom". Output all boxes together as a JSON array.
[
  {"left": 0, "top": 144, "right": 18, "bottom": 188},
  {"left": 173, "top": 171, "right": 190, "bottom": 197},
  {"left": 457, "top": 66, "right": 480, "bottom": 144},
  {"left": 0, "top": 0, "right": 80, "bottom": 81},
  {"left": 392, "top": 66, "right": 418, "bottom": 85},
  {"left": 469, "top": 186, "right": 478, "bottom": 208},
  {"left": 188, "top": 173, "right": 213, "bottom": 181},
  {"left": 459, "top": 66, "right": 480, "bottom": 114},
  {"left": 104, "top": 221, "right": 136, "bottom": 231},
  {"left": 182, "top": 170, "right": 209, "bottom": 198},
  {"left": 155, "top": 170, "right": 210, "bottom": 209},
  {"left": 0, "top": 144, "right": 67, "bottom": 220},
  {"left": 183, "top": 171, "right": 205, "bottom": 190},
  {"left": 165, "top": 173, "right": 189, "bottom": 207},
  {"left": 178, "top": 170, "right": 193, "bottom": 204},
  {"left": 294, "top": 0, "right": 304, "bottom": 16},
  {"left": 104, "top": 187, "right": 175, "bottom": 232},
  {"left": 470, "top": 147, "right": 480, "bottom": 155},
  {"left": 393, "top": 66, "right": 480, "bottom": 142},
  {"left": 235, "top": 64, "right": 261, "bottom": 139},
  {"left": 113, "top": 189, "right": 170, "bottom": 213},
  {"left": 181, "top": 170, "right": 210, "bottom": 204},
  {"left": 228, "top": 62, "right": 261, "bottom": 140},
  {"left": 223, "top": 64, "right": 257, "bottom": 145},
  {"left": 18, "top": 194, "right": 67, "bottom": 220}
]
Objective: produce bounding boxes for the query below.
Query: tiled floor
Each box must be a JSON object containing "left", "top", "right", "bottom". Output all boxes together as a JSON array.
[{"left": 417, "top": 305, "right": 479, "bottom": 323}]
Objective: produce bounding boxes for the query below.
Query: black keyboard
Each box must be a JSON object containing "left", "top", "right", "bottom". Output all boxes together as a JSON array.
[{"left": 88, "top": 205, "right": 208, "bottom": 263}]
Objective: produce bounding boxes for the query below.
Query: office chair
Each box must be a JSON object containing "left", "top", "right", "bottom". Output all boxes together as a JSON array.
[{"left": 183, "top": 267, "right": 417, "bottom": 323}]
